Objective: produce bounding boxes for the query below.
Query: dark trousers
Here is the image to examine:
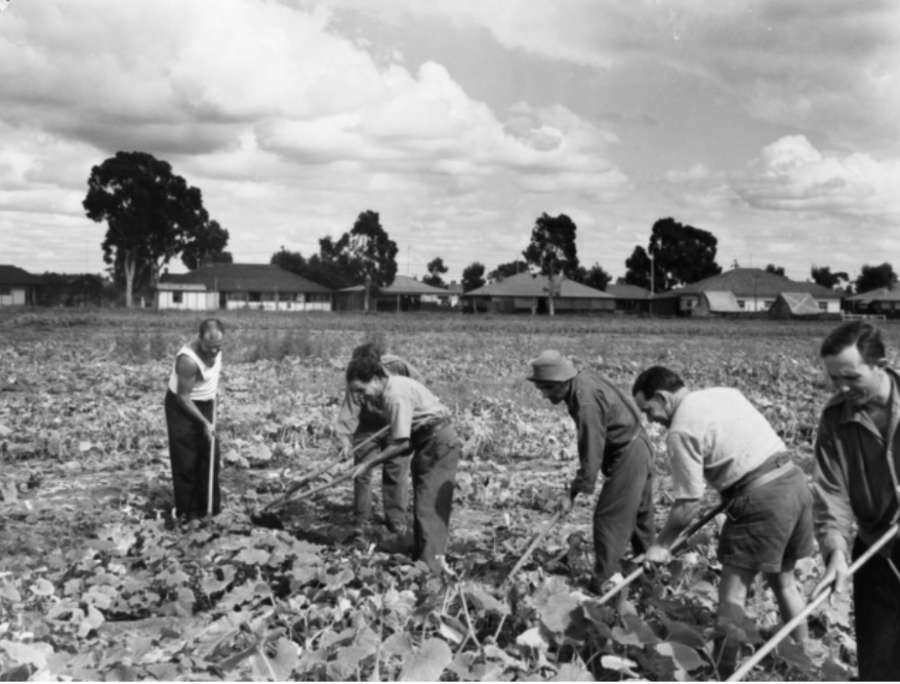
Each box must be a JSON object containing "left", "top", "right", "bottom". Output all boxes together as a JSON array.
[
  {"left": 164, "top": 390, "right": 220, "bottom": 519},
  {"left": 411, "top": 424, "right": 460, "bottom": 572},
  {"left": 353, "top": 428, "right": 410, "bottom": 531},
  {"left": 593, "top": 436, "right": 655, "bottom": 582},
  {"left": 853, "top": 537, "right": 900, "bottom": 680}
]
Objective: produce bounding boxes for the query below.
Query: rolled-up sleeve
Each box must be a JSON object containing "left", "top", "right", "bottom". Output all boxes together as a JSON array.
[
  {"left": 812, "top": 418, "right": 854, "bottom": 558},
  {"left": 571, "top": 402, "right": 606, "bottom": 495},
  {"left": 334, "top": 391, "right": 359, "bottom": 442},
  {"left": 668, "top": 432, "right": 705, "bottom": 500}
]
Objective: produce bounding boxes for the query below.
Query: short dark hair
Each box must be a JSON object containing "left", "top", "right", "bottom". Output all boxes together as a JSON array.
[
  {"left": 346, "top": 355, "right": 386, "bottom": 384},
  {"left": 200, "top": 318, "right": 225, "bottom": 337},
  {"left": 352, "top": 342, "right": 384, "bottom": 361},
  {"left": 820, "top": 320, "right": 885, "bottom": 365},
  {"left": 632, "top": 366, "right": 685, "bottom": 398}
]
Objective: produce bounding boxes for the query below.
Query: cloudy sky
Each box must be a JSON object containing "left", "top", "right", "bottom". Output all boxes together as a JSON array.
[{"left": 1, "top": 0, "right": 898, "bottom": 284}]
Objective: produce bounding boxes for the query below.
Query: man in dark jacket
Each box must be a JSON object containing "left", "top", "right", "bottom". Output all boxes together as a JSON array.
[
  {"left": 527, "top": 350, "right": 655, "bottom": 586},
  {"left": 812, "top": 320, "right": 900, "bottom": 680}
]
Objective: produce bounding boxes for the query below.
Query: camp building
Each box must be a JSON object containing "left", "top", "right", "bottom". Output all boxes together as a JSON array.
[
  {"left": 844, "top": 284, "right": 900, "bottom": 318},
  {"left": 0, "top": 265, "right": 41, "bottom": 306},
  {"left": 157, "top": 263, "right": 333, "bottom": 311},
  {"left": 333, "top": 274, "right": 451, "bottom": 312},
  {"left": 642, "top": 268, "right": 843, "bottom": 317},
  {"left": 463, "top": 272, "right": 615, "bottom": 313}
]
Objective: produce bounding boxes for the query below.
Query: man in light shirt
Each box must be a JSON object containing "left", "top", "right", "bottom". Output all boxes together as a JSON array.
[
  {"left": 165, "top": 319, "right": 224, "bottom": 520},
  {"left": 633, "top": 366, "right": 813, "bottom": 679}
]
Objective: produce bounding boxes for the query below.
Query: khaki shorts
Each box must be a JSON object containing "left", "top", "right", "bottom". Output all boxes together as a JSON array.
[{"left": 718, "top": 467, "right": 814, "bottom": 574}]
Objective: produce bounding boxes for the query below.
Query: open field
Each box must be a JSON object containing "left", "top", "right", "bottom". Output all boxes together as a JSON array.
[{"left": 2, "top": 309, "right": 896, "bottom": 681}]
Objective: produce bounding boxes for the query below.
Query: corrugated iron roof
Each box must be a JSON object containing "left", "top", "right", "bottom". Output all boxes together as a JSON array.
[
  {"left": 698, "top": 291, "right": 743, "bottom": 313},
  {"left": 652, "top": 268, "right": 843, "bottom": 300},
  {"left": 165, "top": 263, "right": 332, "bottom": 293},
  {"left": 0, "top": 265, "right": 42, "bottom": 286},
  {"left": 338, "top": 275, "right": 450, "bottom": 295},
  {"left": 845, "top": 285, "right": 900, "bottom": 303},
  {"left": 772, "top": 292, "right": 822, "bottom": 315},
  {"left": 465, "top": 272, "right": 615, "bottom": 299},
  {"left": 606, "top": 283, "right": 650, "bottom": 299}
]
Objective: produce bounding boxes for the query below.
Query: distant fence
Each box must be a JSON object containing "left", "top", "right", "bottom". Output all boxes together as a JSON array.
[{"left": 841, "top": 313, "right": 886, "bottom": 321}]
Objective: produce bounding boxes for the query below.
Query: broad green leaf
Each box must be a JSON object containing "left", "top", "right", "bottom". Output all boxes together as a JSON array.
[
  {"left": 657, "top": 641, "right": 704, "bottom": 673},
  {"left": 462, "top": 582, "right": 510, "bottom": 616},
  {"left": 248, "top": 638, "right": 298, "bottom": 681},
  {"left": 536, "top": 590, "right": 580, "bottom": 634},
  {"left": 820, "top": 657, "right": 852, "bottom": 681},
  {"left": 1, "top": 640, "right": 53, "bottom": 669},
  {"left": 516, "top": 627, "right": 549, "bottom": 652},
  {"left": 612, "top": 614, "right": 657, "bottom": 647},
  {"left": 552, "top": 663, "right": 594, "bottom": 681},
  {"left": 660, "top": 615, "right": 706, "bottom": 649},
  {"left": 381, "top": 632, "right": 415, "bottom": 658},
  {"left": 600, "top": 655, "right": 640, "bottom": 678},
  {"left": 249, "top": 444, "right": 272, "bottom": 461},
  {"left": 30, "top": 578, "right": 55, "bottom": 597},
  {"left": 0, "top": 581, "right": 21, "bottom": 602},
  {"left": 235, "top": 548, "right": 271, "bottom": 565},
  {"left": 776, "top": 639, "right": 814, "bottom": 672},
  {"left": 399, "top": 638, "right": 452, "bottom": 682}
]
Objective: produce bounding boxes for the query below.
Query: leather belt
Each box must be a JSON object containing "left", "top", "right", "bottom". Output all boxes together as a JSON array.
[
  {"left": 411, "top": 418, "right": 451, "bottom": 448},
  {"left": 723, "top": 459, "right": 796, "bottom": 501}
]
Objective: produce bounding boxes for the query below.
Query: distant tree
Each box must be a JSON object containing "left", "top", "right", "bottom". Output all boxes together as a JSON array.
[
  {"left": 334, "top": 210, "right": 398, "bottom": 311},
  {"left": 522, "top": 213, "right": 580, "bottom": 315},
  {"left": 623, "top": 218, "right": 721, "bottom": 293},
  {"left": 39, "top": 273, "right": 115, "bottom": 307},
  {"left": 271, "top": 247, "right": 307, "bottom": 275},
  {"left": 573, "top": 262, "right": 612, "bottom": 291},
  {"left": 83, "top": 151, "right": 209, "bottom": 307},
  {"left": 181, "top": 219, "right": 231, "bottom": 270},
  {"left": 811, "top": 265, "right": 850, "bottom": 291},
  {"left": 765, "top": 264, "right": 786, "bottom": 277},
  {"left": 488, "top": 259, "right": 529, "bottom": 283},
  {"left": 462, "top": 262, "right": 486, "bottom": 292},
  {"left": 423, "top": 257, "right": 449, "bottom": 288},
  {"left": 856, "top": 263, "right": 896, "bottom": 294}
]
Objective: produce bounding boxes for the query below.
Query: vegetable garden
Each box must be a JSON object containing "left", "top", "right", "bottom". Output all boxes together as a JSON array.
[{"left": 2, "top": 310, "right": 891, "bottom": 681}]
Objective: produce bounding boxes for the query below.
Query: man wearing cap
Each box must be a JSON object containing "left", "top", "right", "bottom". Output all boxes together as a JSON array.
[{"left": 527, "top": 350, "right": 655, "bottom": 589}]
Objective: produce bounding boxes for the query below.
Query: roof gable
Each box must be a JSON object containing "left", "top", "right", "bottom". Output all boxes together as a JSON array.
[
  {"left": 771, "top": 292, "right": 821, "bottom": 315},
  {"left": 166, "top": 263, "right": 333, "bottom": 293},
  {"left": 606, "top": 283, "right": 650, "bottom": 299},
  {"left": 657, "top": 268, "right": 842, "bottom": 299},
  {"left": 466, "top": 272, "right": 614, "bottom": 298}
]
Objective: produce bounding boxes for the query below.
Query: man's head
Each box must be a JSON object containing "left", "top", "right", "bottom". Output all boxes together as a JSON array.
[
  {"left": 631, "top": 366, "right": 686, "bottom": 427},
  {"left": 527, "top": 350, "right": 577, "bottom": 405},
  {"left": 820, "top": 321, "right": 889, "bottom": 407},
  {"left": 198, "top": 318, "right": 224, "bottom": 361},
  {"left": 346, "top": 354, "right": 388, "bottom": 405},
  {"left": 352, "top": 341, "right": 385, "bottom": 362}
]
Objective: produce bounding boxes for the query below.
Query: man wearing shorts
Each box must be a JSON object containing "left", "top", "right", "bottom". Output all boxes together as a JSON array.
[{"left": 633, "top": 366, "right": 813, "bottom": 679}]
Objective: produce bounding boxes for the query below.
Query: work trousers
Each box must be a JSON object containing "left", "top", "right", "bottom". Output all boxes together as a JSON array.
[
  {"left": 353, "top": 425, "right": 410, "bottom": 531},
  {"left": 410, "top": 423, "right": 460, "bottom": 573},
  {"left": 853, "top": 536, "right": 900, "bottom": 680},
  {"left": 592, "top": 436, "right": 655, "bottom": 582},
  {"left": 164, "top": 390, "right": 220, "bottom": 519}
]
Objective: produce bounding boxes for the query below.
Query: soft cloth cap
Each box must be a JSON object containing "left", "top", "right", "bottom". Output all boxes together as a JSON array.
[{"left": 527, "top": 350, "right": 577, "bottom": 383}]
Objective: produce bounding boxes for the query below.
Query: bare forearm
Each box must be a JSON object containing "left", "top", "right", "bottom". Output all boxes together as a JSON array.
[
  {"left": 657, "top": 499, "right": 701, "bottom": 548},
  {"left": 176, "top": 392, "right": 212, "bottom": 428},
  {"left": 363, "top": 439, "right": 410, "bottom": 469}
]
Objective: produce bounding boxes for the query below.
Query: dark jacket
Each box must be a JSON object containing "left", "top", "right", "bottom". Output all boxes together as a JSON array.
[{"left": 565, "top": 369, "right": 648, "bottom": 495}]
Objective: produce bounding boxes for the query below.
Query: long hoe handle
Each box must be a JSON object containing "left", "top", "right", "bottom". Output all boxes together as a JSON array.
[
  {"left": 596, "top": 501, "right": 728, "bottom": 605},
  {"left": 727, "top": 522, "right": 900, "bottom": 682},
  {"left": 263, "top": 425, "right": 389, "bottom": 514},
  {"left": 207, "top": 399, "right": 217, "bottom": 518},
  {"left": 502, "top": 510, "right": 564, "bottom": 587}
]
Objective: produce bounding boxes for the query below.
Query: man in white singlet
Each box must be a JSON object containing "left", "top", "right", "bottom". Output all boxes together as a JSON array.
[{"left": 164, "top": 319, "right": 224, "bottom": 520}]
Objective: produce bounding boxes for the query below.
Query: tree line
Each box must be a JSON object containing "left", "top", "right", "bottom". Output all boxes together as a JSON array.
[{"left": 80, "top": 150, "right": 896, "bottom": 308}]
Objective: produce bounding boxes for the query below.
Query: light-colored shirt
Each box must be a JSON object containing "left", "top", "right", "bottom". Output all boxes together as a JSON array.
[
  {"left": 668, "top": 388, "right": 786, "bottom": 499},
  {"left": 813, "top": 369, "right": 900, "bottom": 559},
  {"left": 167, "top": 344, "right": 221, "bottom": 401},
  {"left": 334, "top": 355, "right": 422, "bottom": 439},
  {"left": 382, "top": 375, "right": 448, "bottom": 441}
]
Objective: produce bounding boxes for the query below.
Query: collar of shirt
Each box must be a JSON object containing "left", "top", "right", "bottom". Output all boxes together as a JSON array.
[{"left": 836, "top": 367, "right": 900, "bottom": 438}]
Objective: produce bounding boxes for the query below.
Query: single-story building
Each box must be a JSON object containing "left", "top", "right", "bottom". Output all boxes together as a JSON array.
[
  {"left": 694, "top": 291, "right": 743, "bottom": 317},
  {"left": 158, "top": 263, "right": 333, "bottom": 311},
  {"left": 333, "top": 275, "right": 451, "bottom": 312},
  {"left": 768, "top": 292, "right": 824, "bottom": 319},
  {"left": 0, "top": 265, "right": 41, "bottom": 306},
  {"left": 605, "top": 283, "right": 651, "bottom": 313},
  {"left": 639, "top": 268, "right": 844, "bottom": 316},
  {"left": 463, "top": 272, "right": 615, "bottom": 314},
  {"left": 844, "top": 284, "right": 900, "bottom": 318}
]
